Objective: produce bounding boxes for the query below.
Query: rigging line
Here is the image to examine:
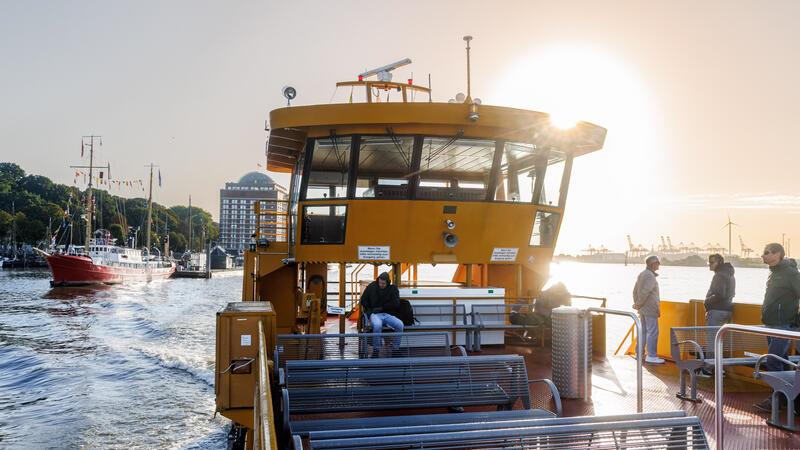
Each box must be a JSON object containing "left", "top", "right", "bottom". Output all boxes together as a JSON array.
[
  {"left": 328, "top": 130, "right": 347, "bottom": 173},
  {"left": 385, "top": 128, "right": 412, "bottom": 169},
  {"left": 328, "top": 86, "right": 338, "bottom": 104},
  {"left": 425, "top": 131, "right": 464, "bottom": 165}
]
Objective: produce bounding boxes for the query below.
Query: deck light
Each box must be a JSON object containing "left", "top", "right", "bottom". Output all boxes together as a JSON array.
[{"left": 282, "top": 86, "right": 297, "bottom": 106}]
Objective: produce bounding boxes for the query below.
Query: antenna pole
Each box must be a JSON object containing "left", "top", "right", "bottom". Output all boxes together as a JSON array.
[{"left": 463, "top": 36, "right": 473, "bottom": 102}]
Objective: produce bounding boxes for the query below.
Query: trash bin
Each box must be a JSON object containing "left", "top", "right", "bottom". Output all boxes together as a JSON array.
[{"left": 551, "top": 306, "right": 592, "bottom": 399}]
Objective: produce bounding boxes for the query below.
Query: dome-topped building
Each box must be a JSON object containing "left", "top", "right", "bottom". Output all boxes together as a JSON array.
[
  {"left": 238, "top": 171, "right": 275, "bottom": 185},
  {"left": 219, "top": 171, "right": 287, "bottom": 254}
]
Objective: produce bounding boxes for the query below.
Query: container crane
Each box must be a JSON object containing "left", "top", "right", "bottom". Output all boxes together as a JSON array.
[{"left": 739, "top": 235, "right": 753, "bottom": 257}]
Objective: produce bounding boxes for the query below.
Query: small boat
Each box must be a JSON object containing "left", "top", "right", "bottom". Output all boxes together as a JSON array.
[{"left": 37, "top": 229, "right": 175, "bottom": 286}]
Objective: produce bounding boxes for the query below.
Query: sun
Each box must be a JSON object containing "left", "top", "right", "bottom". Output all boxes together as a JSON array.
[{"left": 489, "top": 44, "right": 661, "bottom": 254}]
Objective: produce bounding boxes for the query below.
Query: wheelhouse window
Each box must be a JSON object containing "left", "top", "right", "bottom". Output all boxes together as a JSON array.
[
  {"left": 305, "top": 137, "right": 351, "bottom": 200},
  {"left": 493, "top": 143, "right": 568, "bottom": 206},
  {"left": 416, "top": 137, "right": 494, "bottom": 201},
  {"left": 530, "top": 211, "right": 560, "bottom": 247},
  {"left": 541, "top": 157, "right": 566, "bottom": 207},
  {"left": 356, "top": 136, "right": 415, "bottom": 199},
  {"left": 301, "top": 205, "right": 347, "bottom": 244}
]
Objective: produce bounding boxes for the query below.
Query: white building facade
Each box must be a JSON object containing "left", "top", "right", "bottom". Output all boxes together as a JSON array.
[{"left": 219, "top": 172, "right": 287, "bottom": 254}]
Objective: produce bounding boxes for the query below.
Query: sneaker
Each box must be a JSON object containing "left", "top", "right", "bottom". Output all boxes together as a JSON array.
[
  {"left": 645, "top": 356, "right": 665, "bottom": 364},
  {"left": 697, "top": 368, "right": 713, "bottom": 378}
]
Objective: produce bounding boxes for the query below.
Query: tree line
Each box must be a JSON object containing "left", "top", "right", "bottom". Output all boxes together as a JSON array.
[{"left": 0, "top": 162, "right": 218, "bottom": 253}]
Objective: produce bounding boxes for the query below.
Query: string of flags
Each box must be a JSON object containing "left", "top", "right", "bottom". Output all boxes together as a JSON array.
[{"left": 71, "top": 170, "right": 160, "bottom": 193}]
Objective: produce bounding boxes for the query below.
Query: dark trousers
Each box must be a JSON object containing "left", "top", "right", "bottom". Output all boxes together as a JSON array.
[{"left": 765, "top": 325, "right": 795, "bottom": 372}]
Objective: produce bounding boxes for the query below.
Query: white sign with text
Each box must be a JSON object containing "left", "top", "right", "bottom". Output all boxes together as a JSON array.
[
  {"left": 490, "top": 247, "right": 519, "bottom": 262},
  {"left": 358, "top": 246, "right": 391, "bottom": 260}
]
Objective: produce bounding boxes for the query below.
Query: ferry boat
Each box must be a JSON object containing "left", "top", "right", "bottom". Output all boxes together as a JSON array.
[
  {"left": 40, "top": 229, "right": 175, "bottom": 286},
  {"left": 213, "top": 41, "right": 800, "bottom": 450}
]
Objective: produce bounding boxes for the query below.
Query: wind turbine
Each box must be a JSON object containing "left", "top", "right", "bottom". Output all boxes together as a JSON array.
[{"left": 721, "top": 215, "right": 738, "bottom": 255}]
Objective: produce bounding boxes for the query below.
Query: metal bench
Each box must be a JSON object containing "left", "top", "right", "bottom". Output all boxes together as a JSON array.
[
  {"left": 306, "top": 410, "right": 687, "bottom": 441},
  {"left": 670, "top": 325, "right": 800, "bottom": 401},
  {"left": 754, "top": 353, "right": 800, "bottom": 432},
  {"left": 361, "top": 303, "right": 479, "bottom": 351},
  {"left": 300, "top": 411, "right": 708, "bottom": 449},
  {"left": 290, "top": 408, "right": 553, "bottom": 440},
  {"left": 472, "top": 303, "right": 545, "bottom": 351},
  {"left": 405, "top": 303, "right": 478, "bottom": 351},
  {"left": 274, "top": 332, "right": 459, "bottom": 382},
  {"left": 281, "top": 354, "right": 559, "bottom": 436}
]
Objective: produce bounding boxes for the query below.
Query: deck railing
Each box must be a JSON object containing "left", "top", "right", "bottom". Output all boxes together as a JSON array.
[
  {"left": 254, "top": 199, "right": 289, "bottom": 243},
  {"left": 254, "top": 321, "right": 278, "bottom": 450},
  {"left": 714, "top": 324, "right": 800, "bottom": 450},
  {"left": 585, "top": 307, "right": 643, "bottom": 413}
]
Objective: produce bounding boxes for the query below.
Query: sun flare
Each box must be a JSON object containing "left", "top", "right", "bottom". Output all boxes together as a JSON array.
[{"left": 490, "top": 44, "right": 660, "bottom": 253}]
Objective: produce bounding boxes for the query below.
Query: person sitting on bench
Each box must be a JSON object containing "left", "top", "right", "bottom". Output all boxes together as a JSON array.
[{"left": 360, "top": 272, "right": 404, "bottom": 355}]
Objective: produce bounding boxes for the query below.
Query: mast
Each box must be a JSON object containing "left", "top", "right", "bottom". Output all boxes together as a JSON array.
[
  {"left": 188, "top": 195, "right": 193, "bottom": 252},
  {"left": 145, "top": 163, "right": 154, "bottom": 254},
  {"left": 71, "top": 135, "right": 109, "bottom": 247}
]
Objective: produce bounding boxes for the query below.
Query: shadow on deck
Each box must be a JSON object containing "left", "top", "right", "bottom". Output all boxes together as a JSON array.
[
  {"left": 494, "top": 340, "right": 800, "bottom": 450},
  {"left": 324, "top": 317, "right": 799, "bottom": 449}
]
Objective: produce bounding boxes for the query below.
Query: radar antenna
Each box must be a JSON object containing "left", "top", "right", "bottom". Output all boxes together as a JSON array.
[{"left": 358, "top": 58, "right": 412, "bottom": 82}]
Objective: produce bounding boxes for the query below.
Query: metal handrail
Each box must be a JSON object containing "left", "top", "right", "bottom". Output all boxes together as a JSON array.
[
  {"left": 584, "top": 307, "right": 643, "bottom": 412},
  {"left": 714, "top": 324, "right": 800, "bottom": 450},
  {"left": 257, "top": 321, "right": 278, "bottom": 450}
]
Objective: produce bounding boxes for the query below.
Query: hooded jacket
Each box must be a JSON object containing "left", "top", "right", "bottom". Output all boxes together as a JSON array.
[
  {"left": 633, "top": 268, "right": 660, "bottom": 317},
  {"left": 705, "top": 262, "right": 735, "bottom": 312},
  {"left": 761, "top": 258, "right": 800, "bottom": 327},
  {"left": 359, "top": 273, "right": 400, "bottom": 315}
]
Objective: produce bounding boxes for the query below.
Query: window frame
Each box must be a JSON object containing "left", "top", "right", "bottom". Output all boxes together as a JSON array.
[
  {"left": 299, "top": 203, "right": 349, "bottom": 245},
  {"left": 297, "top": 133, "right": 572, "bottom": 205}
]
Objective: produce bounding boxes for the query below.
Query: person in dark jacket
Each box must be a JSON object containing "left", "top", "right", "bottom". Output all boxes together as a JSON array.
[
  {"left": 705, "top": 254, "right": 736, "bottom": 325},
  {"left": 754, "top": 243, "right": 800, "bottom": 413},
  {"left": 360, "top": 272, "right": 404, "bottom": 353},
  {"left": 699, "top": 254, "right": 736, "bottom": 376}
]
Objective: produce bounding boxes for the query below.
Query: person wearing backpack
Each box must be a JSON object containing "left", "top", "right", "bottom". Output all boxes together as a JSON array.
[{"left": 360, "top": 272, "right": 404, "bottom": 354}]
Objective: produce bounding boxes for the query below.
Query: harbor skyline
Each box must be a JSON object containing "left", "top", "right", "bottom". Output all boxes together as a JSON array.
[{"left": 3, "top": 1, "right": 800, "bottom": 254}]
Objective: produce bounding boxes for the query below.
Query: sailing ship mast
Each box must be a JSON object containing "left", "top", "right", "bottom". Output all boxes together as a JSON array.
[
  {"left": 144, "top": 163, "right": 157, "bottom": 255},
  {"left": 70, "top": 135, "right": 109, "bottom": 247},
  {"left": 188, "top": 195, "right": 193, "bottom": 252}
]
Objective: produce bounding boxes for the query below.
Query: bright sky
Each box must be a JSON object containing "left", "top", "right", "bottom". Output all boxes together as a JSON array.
[{"left": 2, "top": 1, "right": 799, "bottom": 255}]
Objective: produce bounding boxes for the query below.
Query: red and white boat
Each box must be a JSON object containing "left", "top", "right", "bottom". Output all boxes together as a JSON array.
[{"left": 38, "top": 230, "right": 175, "bottom": 286}]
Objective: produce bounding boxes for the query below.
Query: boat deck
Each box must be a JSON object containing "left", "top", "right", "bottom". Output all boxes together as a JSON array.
[
  {"left": 504, "top": 342, "right": 799, "bottom": 450},
  {"left": 325, "top": 318, "right": 800, "bottom": 449}
]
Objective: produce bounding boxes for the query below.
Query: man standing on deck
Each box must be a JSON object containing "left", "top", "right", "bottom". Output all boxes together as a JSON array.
[
  {"left": 360, "top": 272, "right": 404, "bottom": 356},
  {"left": 633, "top": 255, "right": 665, "bottom": 364},
  {"left": 699, "top": 253, "right": 736, "bottom": 377},
  {"left": 754, "top": 243, "right": 800, "bottom": 412},
  {"left": 705, "top": 253, "right": 736, "bottom": 326}
]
